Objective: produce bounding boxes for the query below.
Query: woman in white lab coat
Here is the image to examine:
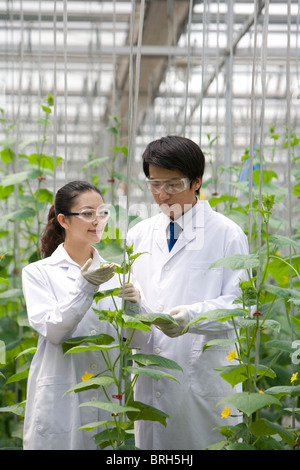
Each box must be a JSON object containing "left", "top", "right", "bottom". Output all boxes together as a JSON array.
[
  {"left": 127, "top": 136, "right": 249, "bottom": 450},
  {"left": 22, "top": 181, "right": 140, "bottom": 450}
]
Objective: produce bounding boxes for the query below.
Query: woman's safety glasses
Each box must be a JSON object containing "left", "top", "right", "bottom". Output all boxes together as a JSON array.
[
  {"left": 146, "top": 177, "right": 190, "bottom": 194},
  {"left": 61, "top": 205, "right": 110, "bottom": 222}
]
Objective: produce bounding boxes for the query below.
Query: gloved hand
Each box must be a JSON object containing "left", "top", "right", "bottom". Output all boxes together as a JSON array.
[
  {"left": 118, "top": 283, "right": 141, "bottom": 315},
  {"left": 156, "top": 305, "right": 190, "bottom": 338},
  {"left": 81, "top": 259, "right": 116, "bottom": 286}
]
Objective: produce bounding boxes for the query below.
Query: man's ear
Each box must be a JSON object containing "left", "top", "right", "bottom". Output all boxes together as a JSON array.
[{"left": 193, "top": 177, "right": 202, "bottom": 192}]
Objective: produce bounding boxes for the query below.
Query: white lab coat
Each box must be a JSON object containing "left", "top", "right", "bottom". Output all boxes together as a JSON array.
[
  {"left": 127, "top": 200, "right": 249, "bottom": 450},
  {"left": 22, "top": 243, "right": 140, "bottom": 450}
]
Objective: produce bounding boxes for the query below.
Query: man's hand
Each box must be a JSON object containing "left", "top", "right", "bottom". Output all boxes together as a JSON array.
[
  {"left": 156, "top": 305, "right": 190, "bottom": 338},
  {"left": 118, "top": 283, "right": 141, "bottom": 314},
  {"left": 118, "top": 283, "right": 141, "bottom": 303}
]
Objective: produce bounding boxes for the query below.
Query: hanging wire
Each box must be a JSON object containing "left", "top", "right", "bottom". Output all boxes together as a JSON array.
[
  {"left": 224, "top": 0, "right": 233, "bottom": 193},
  {"left": 112, "top": 0, "right": 117, "bottom": 116},
  {"left": 257, "top": 0, "right": 269, "bottom": 272},
  {"left": 13, "top": 0, "right": 24, "bottom": 277},
  {"left": 254, "top": 0, "right": 269, "bottom": 387},
  {"left": 52, "top": 0, "right": 58, "bottom": 193},
  {"left": 248, "top": 1, "right": 259, "bottom": 250},
  {"left": 63, "top": 0, "right": 68, "bottom": 179},
  {"left": 182, "top": 0, "right": 194, "bottom": 136},
  {"left": 12, "top": 0, "right": 24, "bottom": 428},
  {"left": 199, "top": 0, "right": 208, "bottom": 146},
  {"left": 127, "top": 0, "right": 145, "bottom": 209},
  {"left": 37, "top": 0, "right": 42, "bottom": 155},
  {"left": 215, "top": 0, "right": 220, "bottom": 192},
  {"left": 118, "top": 0, "right": 145, "bottom": 412},
  {"left": 166, "top": 0, "right": 175, "bottom": 136},
  {"left": 286, "top": 0, "right": 296, "bottom": 428}
]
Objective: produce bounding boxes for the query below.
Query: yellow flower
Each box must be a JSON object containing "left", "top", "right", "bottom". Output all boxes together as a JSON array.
[
  {"left": 82, "top": 371, "right": 93, "bottom": 382},
  {"left": 226, "top": 349, "right": 238, "bottom": 362},
  {"left": 221, "top": 407, "right": 231, "bottom": 419},
  {"left": 291, "top": 372, "right": 298, "bottom": 383},
  {"left": 259, "top": 390, "right": 264, "bottom": 394}
]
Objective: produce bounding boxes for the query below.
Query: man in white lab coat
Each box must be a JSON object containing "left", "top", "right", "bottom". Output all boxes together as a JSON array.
[{"left": 127, "top": 135, "right": 249, "bottom": 450}]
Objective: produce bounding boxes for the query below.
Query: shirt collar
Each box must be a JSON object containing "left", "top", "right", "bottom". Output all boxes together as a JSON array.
[
  {"left": 46, "top": 243, "right": 103, "bottom": 267},
  {"left": 162, "top": 199, "right": 207, "bottom": 232}
]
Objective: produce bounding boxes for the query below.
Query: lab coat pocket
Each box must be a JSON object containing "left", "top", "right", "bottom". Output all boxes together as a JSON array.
[
  {"left": 189, "top": 341, "right": 233, "bottom": 398},
  {"left": 188, "top": 262, "right": 223, "bottom": 302},
  {"left": 35, "top": 376, "right": 73, "bottom": 435}
]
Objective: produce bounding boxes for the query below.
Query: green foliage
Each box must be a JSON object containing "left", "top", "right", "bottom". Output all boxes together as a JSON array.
[
  {"left": 0, "top": 96, "right": 60, "bottom": 448},
  {"left": 60, "top": 245, "right": 182, "bottom": 449},
  {"left": 0, "top": 106, "right": 180, "bottom": 450},
  {"left": 199, "top": 126, "right": 300, "bottom": 450},
  {"left": 1, "top": 108, "right": 300, "bottom": 450}
]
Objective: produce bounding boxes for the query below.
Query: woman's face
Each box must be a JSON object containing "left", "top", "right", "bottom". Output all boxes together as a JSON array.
[{"left": 58, "top": 190, "right": 107, "bottom": 245}]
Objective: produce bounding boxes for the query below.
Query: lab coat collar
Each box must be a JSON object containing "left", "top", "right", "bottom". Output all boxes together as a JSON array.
[
  {"left": 154, "top": 200, "right": 208, "bottom": 259},
  {"left": 45, "top": 244, "right": 103, "bottom": 279}
]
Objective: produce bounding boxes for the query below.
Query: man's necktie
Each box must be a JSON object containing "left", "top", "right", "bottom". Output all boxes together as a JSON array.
[{"left": 168, "top": 221, "right": 178, "bottom": 252}]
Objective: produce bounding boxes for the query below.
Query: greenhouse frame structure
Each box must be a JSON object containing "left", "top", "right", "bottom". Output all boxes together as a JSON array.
[{"left": 0, "top": 0, "right": 300, "bottom": 451}]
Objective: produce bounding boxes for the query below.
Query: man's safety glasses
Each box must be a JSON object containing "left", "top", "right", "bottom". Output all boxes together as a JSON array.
[
  {"left": 62, "top": 205, "right": 110, "bottom": 222},
  {"left": 145, "top": 177, "right": 190, "bottom": 194}
]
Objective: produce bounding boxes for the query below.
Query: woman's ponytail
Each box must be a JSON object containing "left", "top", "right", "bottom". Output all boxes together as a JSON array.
[{"left": 40, "top": 204, "right": 64, "bottom": 258}]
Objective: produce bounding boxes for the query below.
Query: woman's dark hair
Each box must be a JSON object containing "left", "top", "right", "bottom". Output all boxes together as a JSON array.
[
  {"left": 40, "top": 180, "right": 102, "bottom": 258},
  {"left": 142, "top": 135, "right": 205, "bottom": 194}
]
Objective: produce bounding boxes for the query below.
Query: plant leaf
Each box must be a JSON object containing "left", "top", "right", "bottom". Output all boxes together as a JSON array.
[
  {"left": 186, "top": 308, "right": 245, "bottom": 329},
  {"left": 131, "top": 353, "right": 183, "bottom": 371},
  {"left": 126, "top": 400, "right": 168, "bottom": 427},
  {"left": 64, "top": 376, "right": 115, "bottom": 395},
  {"left": 209, "top": 254, "right": 260, "bottom": 270},
  {"left": 0, "top": 401, "right": 26, "bottom": 417},
  {"left": 216, "top": 363, "right": 276, "bottom": 387},
  {"left": 62, "top": 333, "right": 114, "bottom": 354},
  {"left": 1, "top": 169, "right": 41, "bottom": 187},
  {"left": 94, "top": 288, "right": 121, "bottom": 303},
  {"left": 203, "top": 338, "right": 240, "bottom": 352},
  {"left": 251, "top": 418, "right": 295, "bottom": 447},
  {"left": 124, "top": 366, "right": 180, "bottom": 383},
  {"left": 81, "top": 156, "right": 109, "bottom": 171},
  {"left": 79, "top": 400, "right": 138, "bottom": 414},
  {"left": 217, "top": 392, "right": 282, "bottom": 416}
]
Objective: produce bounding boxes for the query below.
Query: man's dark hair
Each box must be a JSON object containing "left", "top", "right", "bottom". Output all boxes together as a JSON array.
[{"left": 142, "top": 135, "right": 205, "bottom": 194}]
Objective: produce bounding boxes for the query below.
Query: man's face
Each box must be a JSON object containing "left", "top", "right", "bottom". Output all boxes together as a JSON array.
[{"left": 148, "top": 165, "right": 202, "bottom": 220}]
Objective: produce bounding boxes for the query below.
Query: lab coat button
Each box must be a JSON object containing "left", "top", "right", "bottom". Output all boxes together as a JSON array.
[
  {"left": 158, "top": 305, "right": 164, "bottom": 312},
  {"left": 90, "top": 364, "right": 97, "bottom": 370},
  {"left": 155, "top": 392, "right": 161, "bottom": 398},
  {"left": 91, "top": 330, "right": 97, "bottom": 335},
  {"left": 164, "top": 265, "right": 170, "bottom": 271},
  {"left": 155, "top": 348, "right": 160, "bottom": 354}
]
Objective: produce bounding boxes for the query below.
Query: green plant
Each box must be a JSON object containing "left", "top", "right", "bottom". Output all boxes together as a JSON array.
[
  {"left": 62, "top": 245, "right": 182, "bottom": 449},
  {"left": 1, "top": 112, "right": 300, "bottom": 450},
  {"left": 186, "top": 130, "right": 300, "bottom": 450},
  {"left": 0, "top": 95, "right": 61, "bottom": 447}
]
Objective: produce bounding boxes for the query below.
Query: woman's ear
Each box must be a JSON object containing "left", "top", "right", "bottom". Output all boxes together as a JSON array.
[{"left": 57, "top": 213, "right": 70, "bottom": 231}]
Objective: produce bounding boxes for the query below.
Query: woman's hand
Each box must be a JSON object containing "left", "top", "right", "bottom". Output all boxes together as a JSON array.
[{"left": 81, "top": 259, "right": 116, "bottom": 286}]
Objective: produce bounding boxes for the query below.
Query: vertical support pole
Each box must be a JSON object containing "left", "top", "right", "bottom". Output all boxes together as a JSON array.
[
  {"left": 63, "top": 0, "right": 68, "bottom": 180},
  {"left": 224, "top": 0, "right": 233, "bottom": 195},
  {"left": 53, "top": 0, "right": 57, "bottom": 193}
]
